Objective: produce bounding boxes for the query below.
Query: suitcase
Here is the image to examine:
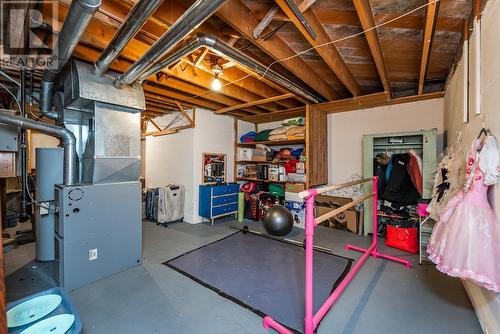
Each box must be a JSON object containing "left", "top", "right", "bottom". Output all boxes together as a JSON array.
[
  {"left": 157, "top": 184, "right": 185, "bottom": 226},
  {"left": 145, "top": 188, "right": 159, "bottom": 221}
]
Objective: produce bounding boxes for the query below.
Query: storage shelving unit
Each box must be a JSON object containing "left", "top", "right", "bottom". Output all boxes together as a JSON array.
[{"left": 233, "top": 104, "right": 327, "bottom": 189}]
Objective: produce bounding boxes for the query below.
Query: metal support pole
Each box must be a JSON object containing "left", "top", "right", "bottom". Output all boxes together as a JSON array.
[
  {"left": 304, "top": 190, "right": 317, "bottom": 334},
  {"left": 372, "top": 176, "right": 378, "bottom": 250},
  {"left": 19, "top": 68, "right": 29, "bottom": 219}
]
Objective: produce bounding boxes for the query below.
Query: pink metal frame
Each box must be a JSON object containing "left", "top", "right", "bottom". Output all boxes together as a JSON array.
[{"left": 263, "top": 177, "right": 411, "bottom": 334}]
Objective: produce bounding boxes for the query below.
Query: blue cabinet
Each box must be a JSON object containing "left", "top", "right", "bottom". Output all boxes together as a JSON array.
[{"left": 199, "top": 183, "right": 240, "bottom": 225}]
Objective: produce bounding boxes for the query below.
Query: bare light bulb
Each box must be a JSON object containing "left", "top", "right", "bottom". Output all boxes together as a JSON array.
[{"left": 211, "top": 76, "right": 222, "bottom": 91}]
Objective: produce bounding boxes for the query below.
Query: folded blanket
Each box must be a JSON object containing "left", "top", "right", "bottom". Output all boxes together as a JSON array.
[
  {"left": 286, "top": 126, "right": 306, "bottom": 139},
  {"left": 269, "top": 133, "right": 288, "bottom": 141},
  {"left": 269, "top": 125, "right": 294, "bottom": 135}
]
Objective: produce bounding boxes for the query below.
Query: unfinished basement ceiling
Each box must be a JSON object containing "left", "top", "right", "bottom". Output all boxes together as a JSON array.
[{"left": 31, "top": 0, "right": 473, "bottom": 119}]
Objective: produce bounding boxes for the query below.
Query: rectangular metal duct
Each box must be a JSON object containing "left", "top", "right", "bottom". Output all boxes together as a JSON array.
[
  {"left": 63, "top": 60, "right": 146, "bottom": 111},
  {"left": 60, "top": 60, "right": 144, "bottom": 184}
]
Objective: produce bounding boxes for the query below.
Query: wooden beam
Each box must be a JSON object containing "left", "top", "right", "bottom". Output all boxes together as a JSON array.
[
  {"left": 241, "top": 106, "right": 306, "bottom": 124},
  {"left": 191, "top": 60, "right": 300, "bottom": 109},
  {"left": 418, "top": 0, "right": 440, "bottom": 95},
  {"left": 297, "top": 0, "right": 318, "bottom": 12},
  {"left": 283, "top": 0, "right": 318, "bottom": 40},
  {"left": 253, "top": 8, "right": 463, "bottom": 33},
  {"left": 315, "top": 91, "right": 444, "bottom": 114},
  {"left": 275, "top": 0, "right": 362, "bottom": 97},
  {"left": 353, "top": 0, "right": 391, "bottom": 96},
  {"left": 252, "top": 0, "right": 318, "bottom": 40},
  {"left": 193, "top": 47, "right": 210, "bottom": 66},
  {"left": 175, "top": 101, "right": 195, "bottom": 127},
  {"left": 217, "top": 0, "right": 340, "bottom": 101},
  {"left": 253, "top": 5, "right": 280, "bottom": 39},
  {"left": 215, "top": 93, "right": 295, "bottom": 114},
  {"left": 149, "top": 118, "right": 162, "bottom": 131},
  {"left": 227, "top": 36, "right": 239, "bottom": 46}
]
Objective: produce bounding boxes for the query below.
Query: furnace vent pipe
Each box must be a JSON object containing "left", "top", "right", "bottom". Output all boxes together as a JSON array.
[
  {"left": 0, "top": 111, "right": 77, "bottom": 185},
  {"left": 39, "top": 0, "right": 101, "bottom": 119},
  {"left": 136, "top": 33, "right": 325, "bottom": 103},
  {"left": 114, "top": 0, "right": 226, "bottom": 88},
  {"left": 93, "top": 0, "right": 164, "bottom": 76}
]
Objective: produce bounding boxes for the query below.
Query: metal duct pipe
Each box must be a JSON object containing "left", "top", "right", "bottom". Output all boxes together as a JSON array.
[
  {"left": 93, "top": 0, "right": 164, "bottom": 76},
  {"left": 0, "top": 111, "right": 77, "bottom": 185},
  {"left": 137, "top": 33, "right": 325, "bottom": 103},
  {"left": 40, "top": 0, "right": 101, "bottom": 119},
  {"left": 114, "top": 0, "right": 226, "bottom": 88}
]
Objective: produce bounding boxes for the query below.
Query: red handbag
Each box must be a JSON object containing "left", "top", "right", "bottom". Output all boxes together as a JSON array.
[{"left": 385, "top": 225, "right": 418, "bottom": 253}]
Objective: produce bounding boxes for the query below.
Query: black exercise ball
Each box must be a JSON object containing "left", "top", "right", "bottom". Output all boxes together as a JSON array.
[{"left": 263, "top": 205, "right": 294, "bottom": 236}]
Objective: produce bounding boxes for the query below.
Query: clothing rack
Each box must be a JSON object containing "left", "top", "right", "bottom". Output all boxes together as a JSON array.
[{"left": 362, "top": 130, "right": 438, "bottom": 235}]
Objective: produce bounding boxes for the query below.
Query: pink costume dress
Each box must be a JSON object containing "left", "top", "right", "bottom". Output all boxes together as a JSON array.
[{"left": 427, "top": 136, "right": 500, "bottom": 292}]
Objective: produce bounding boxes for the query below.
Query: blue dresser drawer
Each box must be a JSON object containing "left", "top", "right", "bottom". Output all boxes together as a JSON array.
[
  {"left": 212, "top": 184, "right": 239, "bottom": 196},
  {"left": 213, "top": 194, "right": 238, "bottom": 206},
  {"left": 212, "top": 203, "right": 238, "bottom": 217}
]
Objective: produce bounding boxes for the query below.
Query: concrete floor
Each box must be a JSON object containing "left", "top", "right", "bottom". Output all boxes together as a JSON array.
[{"left": 5, "top": 220, "right": 482, "bottom": 334}]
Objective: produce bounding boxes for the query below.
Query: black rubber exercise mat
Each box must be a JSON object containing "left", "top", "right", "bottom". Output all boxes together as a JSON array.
[{"left": 164, "top": 231, "right": 352, "bottom": 333}]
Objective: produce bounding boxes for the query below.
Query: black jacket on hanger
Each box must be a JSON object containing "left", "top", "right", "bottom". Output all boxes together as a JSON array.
[{"left": 382, "top": 153, "right": 420, "bottom": 205}]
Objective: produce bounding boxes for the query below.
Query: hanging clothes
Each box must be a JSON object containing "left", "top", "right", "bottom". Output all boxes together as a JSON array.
[
  {"left": 426, "top": 136, "right": 465, "bottom": 220},
  {"left": 427, "top": 135, "right": 500, "bottom": 292},
  {"left": 373, "top": 153, "right": 390, "bottom": 195},
  {"left": 407, "top": 150, "right": 423, "bottom": 196},
  {"left": 382, "top": 153, "right": 421, "bottom": 205}
]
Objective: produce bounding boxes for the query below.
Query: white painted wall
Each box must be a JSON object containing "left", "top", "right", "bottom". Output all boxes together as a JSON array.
[
  {"left": 328, "top": 98, "right": 445, "bottom": 184},
  {"left": 145, "top": 108, "right": 237, "bottom": 223},
  {"left": 442, "top": 0, "right": 500, "bottom": 330}
]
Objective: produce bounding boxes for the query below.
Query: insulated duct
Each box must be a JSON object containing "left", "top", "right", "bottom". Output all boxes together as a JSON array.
[
  {"left": 0, "top": 111, "right": 77, "bottom": 185},
  {"left": 136, "top": 33, "right": 326, "bottom": 103},
  {"left": 39, "top": 0, "right": 101, "bottom": 119},
  {"left": 93, "top": 0, "right": 164, "bottom": 76},
  {"left": 114, "top": 0, "right": 226, "bottom": 88}
]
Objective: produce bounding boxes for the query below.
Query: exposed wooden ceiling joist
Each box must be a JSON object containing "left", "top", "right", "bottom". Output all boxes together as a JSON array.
[
  {"left": 315, "top": 91, "right": 444, "bottom": 114},
  {"left": 241, "top": 106, "right": 306, "bottom": 124},
  {"left": 216, "top": 0, "right": 340, "bottom": 101},
  {"left": 249, "top": 6, "right": 463, "bottom": 34},
  {"left": 275, "top": 0, "right": 362, "bottom": 97},
  {"left": 215, "top": 93, "right": 296, "bottom": 115},
  {"left": 353, "top": 0, "right": 391, "bottom": 96},
  {"left": 418, "top": 0, "right": 440, "bottom": 94},
  {"left": 54, "top": 3, "right": 274, "bottom": 116}
]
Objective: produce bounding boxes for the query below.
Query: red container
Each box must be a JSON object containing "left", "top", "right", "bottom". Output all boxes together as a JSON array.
[{"left": 385, "top": 225, "right": 418, "bottom": 253}]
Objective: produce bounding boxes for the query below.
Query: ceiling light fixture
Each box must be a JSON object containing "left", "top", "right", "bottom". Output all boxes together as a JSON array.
[{"left": 211, "top": 64, "right": 223, "bottom": 91}]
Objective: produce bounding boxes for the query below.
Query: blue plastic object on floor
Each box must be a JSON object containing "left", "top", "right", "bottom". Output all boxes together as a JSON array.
[
  {"left": 7, "top": 287, "right": 82, "bottom": 334},
  {"left": 20, "top": 314, "right": 75, "bottom": 334},
  {"left": 7, "top": 294, "right": 62, "bottom": 328}
]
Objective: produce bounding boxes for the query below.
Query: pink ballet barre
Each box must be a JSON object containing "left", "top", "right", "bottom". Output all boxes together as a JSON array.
[{"left": 263, "top": 177, "right": 411, "bottom": 334}]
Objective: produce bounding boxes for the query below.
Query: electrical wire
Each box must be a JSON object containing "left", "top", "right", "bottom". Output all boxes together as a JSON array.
[
  {"left": 0, "top": 81, "right": 22, "bottom": 112},
  {"left": 0, "top": 68, "right": 20, "bottom": 86},
  {"left": 28, "top": 173, "right": 56, "bottom": 213},
  {"left": 0, "top": 80, "right": 47, "bottom": 121},
  {"left": 179, "top": 0, "right": 440, "bottom": 103}
]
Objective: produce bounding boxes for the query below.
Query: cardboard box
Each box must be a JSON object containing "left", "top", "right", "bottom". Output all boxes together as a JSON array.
[
  {"left": 285, "top": 183, "right": 305, "bottom": 193},
  {"left": 315, "top": 195, "right": 359, "bottom": 234},
  {"left": 253, "top": 147, "right": 273, "bottom": 161}
]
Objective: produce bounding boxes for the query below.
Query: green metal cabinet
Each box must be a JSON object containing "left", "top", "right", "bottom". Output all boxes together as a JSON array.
[{"left": 362, "top": 129, "right": 437, "bottom": 235}]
